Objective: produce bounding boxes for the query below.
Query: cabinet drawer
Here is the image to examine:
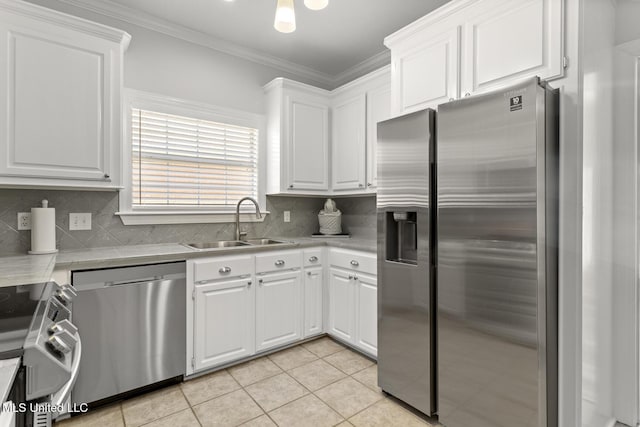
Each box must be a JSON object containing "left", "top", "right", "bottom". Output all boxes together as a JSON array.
[
  {"left": 303, "top": 248, "right": 324, "bottom": 267},
  {"left": 329, "top": 249, "right": 376, "bottom": 275},
  {"left": 256, "top": 250, "right": 301, "bottom": 274},
  {"left": 192, "top": 255, "right": 253, "bottom": 283}
]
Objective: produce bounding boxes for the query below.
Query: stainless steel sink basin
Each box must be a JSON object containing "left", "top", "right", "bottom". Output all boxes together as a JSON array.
[
  {"left": 245, "top": 238, "right": 289, "bottom": 246},
  {"left": 184, "top": 241, "right": 251, "bottom": 250}
]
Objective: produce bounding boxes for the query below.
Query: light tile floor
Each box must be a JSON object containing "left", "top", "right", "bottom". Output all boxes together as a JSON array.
[{"left": 56, "top": 337, "right": 437, "bottom": 427}]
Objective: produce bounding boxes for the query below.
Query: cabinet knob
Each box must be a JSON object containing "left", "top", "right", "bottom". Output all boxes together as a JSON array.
[
  {"left": 308, "top": 256, "right": 318, "bottom": 262},
  {"left": 465, "top": 93, "right": 471, "bottom": 97},
  {"left": 354, "top": 275, "right": 359, "bottom": 281},
  {"left": 367, "top": 183, "right": 373, "bottom": 187},
  {"left": 449, "top": 98, "right": 454, "bottom": 102},
  {"left": 289, "top": 184, "right": 294, "bottom": 189},
  {"left": 247, "top": 281, "right": 252, "bottom": 287},
  {"left": 219, "top": 266, "right": 231, "bottom": 274},
  {"left": 307, "top": 271, "right": 312, "bottom": 276},
  {"left": 358, "top": 183, "right": 364, "bottom": 188},
  {"left": 348, "top": 274, "right": 354, "bottom": 280},
  {"left": 259, "top": 279, "right": 264, "bottom": 285},
  {"left": 350, "top": 260, "right": 359, "bottom": 267},
  {"left": 275, "top": 260, "right": 285, "bottom": 267}
]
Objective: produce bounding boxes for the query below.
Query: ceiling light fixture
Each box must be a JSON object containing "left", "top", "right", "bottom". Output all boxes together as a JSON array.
[
  {"left": 304, "top": 0, "right": 328, "bottom": 11},
  {"left": 274, "top": 0, "right": 329, "bottom": 34},
  {"left": 274, "top": 0, "right": 296, "bottom": 33}
]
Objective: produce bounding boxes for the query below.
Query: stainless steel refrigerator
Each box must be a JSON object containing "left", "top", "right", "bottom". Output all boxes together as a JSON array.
[
  {"left": 377, "top": 77, "right": 558, "bottom": 427},
  {"left": 377, "top": 108, "right": 436, "bottom": 417}
]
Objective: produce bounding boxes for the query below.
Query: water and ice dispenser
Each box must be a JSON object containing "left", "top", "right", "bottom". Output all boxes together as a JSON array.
[{"left": 385, "top": 211, "right": 418, "bottom": 265}]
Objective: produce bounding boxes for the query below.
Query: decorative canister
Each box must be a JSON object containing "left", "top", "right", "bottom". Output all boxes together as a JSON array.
[{"left": 318, "top": 198, "right": 342, "bottom": 235}]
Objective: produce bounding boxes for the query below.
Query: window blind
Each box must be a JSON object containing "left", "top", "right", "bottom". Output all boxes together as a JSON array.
[{"left": 131, "top": 108, "right": 258, "bottom": 208}]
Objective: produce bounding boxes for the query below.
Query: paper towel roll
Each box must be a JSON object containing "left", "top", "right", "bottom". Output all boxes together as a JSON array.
[{"left": 29, "top": 199, "right": 57, "bottom": 255}]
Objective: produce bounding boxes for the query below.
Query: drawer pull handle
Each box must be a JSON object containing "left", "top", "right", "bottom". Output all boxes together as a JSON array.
[
  {"left": 350, "top": 260, "right": 359, "bottom": 266},
  {"left": 308, "top": 256, "right": 318, "bottom": 262},
  {"left": 275, "top": 260, "right": 285, "bottom": 267},
  {"left": 219, "top": 267, "right": 231, "bottom": 274}
]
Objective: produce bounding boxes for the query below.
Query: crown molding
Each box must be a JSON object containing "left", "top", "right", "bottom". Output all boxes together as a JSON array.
[
  {"left": 54, "top": 0, "right": 336, "bottom": 88},
  {"left": 384, "top": 0, "right": 480, "bottom": 48},
  {"left": 332, "top": 64, "right": 390, "bottom": 95},
  {"left": 332, "top": 50, "right": 391, "bottom": 88},
  {"left": 1, "top": 0, "right": 130, "bottom": 46}
]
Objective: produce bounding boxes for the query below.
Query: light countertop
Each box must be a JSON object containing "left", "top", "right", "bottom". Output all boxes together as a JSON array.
[{"left": 0, "top": 237, "right": 376, "bottom": 288}]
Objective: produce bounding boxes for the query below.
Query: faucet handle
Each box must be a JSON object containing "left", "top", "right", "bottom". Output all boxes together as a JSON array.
[{"left": 239, "top": 231, "right": 248, "bottom": 240}]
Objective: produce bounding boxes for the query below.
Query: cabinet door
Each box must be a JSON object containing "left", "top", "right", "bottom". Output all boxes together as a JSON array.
[
  {"left": 461, "top": 0, "right": 563, "bottom": 95},
  {"left": 332, "top": 94, "right": 366, "bottom": 191},
  {"left": 392, "top": 26, "right": 460, "bottom": 115},
  {"left": 287, "top": 95, "right": 330, "bottom": 191},
  {"left": 256, "top": 270, "right": 302, "bottom": 351},
  {"left": 328, "top": 268, "right": 355, "bottom": 342},
  {"left": 0, "top": 15, "right": 117, "bottom": 183},
  {"left": 304, "top": 267, "right": 324, "bottom": 338},
  {"left": 355, "top": 273, "right": 378, "bottom": 356},
  {"left": 194, "top": 277, "right": 255, "bottom": 371},
  {"left": 366, "top": 84, "right": 391, "bottom": 190}
]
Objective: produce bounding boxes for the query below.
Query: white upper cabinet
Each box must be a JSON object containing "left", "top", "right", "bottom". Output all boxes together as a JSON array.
[
  {"left": 385, "top": 0, "right": 563, "bottom": 114},
  {"left": 331, "top": 94, "right": 366, "bottom": 191},
  {"left": 0, "top": 0, "right": 129, "bottom": 189},
  {"left": 264, "top": 66, "right": 390, "bottom": 196},
  {"left": 366, "top": 82, "right": 391, "bottom": 189},
  {"left": 461, "top": 0, "right": 563, "bottom": 95},
  {"left": 391, "top": 27, "right": 460, "bottom": 114},
  {"left": 264, "top": 78, "right": 330, "bottom": 195}
]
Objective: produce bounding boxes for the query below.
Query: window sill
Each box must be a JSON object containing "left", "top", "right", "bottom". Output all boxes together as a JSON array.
[{"left": 115, "top": 211, "right": 270, "bottom": 226}]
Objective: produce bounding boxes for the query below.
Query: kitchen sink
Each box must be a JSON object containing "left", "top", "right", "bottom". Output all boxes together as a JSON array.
[
  {"left": 245, "top": 238, "right": 289, "bottom": 246},
  {"left": 184, "top": 241, "right": 251, "bottom": 250}
]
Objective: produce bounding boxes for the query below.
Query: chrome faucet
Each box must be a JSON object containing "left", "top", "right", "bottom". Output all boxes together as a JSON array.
[{"left": 236, "top": 197, "right": 262, "bottom": 241}]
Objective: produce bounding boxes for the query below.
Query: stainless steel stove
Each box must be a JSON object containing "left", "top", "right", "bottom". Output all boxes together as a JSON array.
[{"left": 0, "top": 282, "right": 81, "bottom": 427}]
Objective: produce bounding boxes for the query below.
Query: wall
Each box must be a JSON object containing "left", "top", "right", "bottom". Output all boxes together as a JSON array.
[
  {"left": 611, "top": 41, "right": 639, "bottom": 426},
  {"left": 611, "top": 1, "right": 640, "bottom": 424},
  {"left": 0, "top": 190, "right": 375, "bottom": 255},
  {"left": 25, "top": 0, "right": 330, "bottom": 113},
  {"left": 8, "top": 0, "right": 378, "bottom": 255},
  {"left": 581, "top": 0, "right": 616, "bottom": 426},
  {"left": 555, "top": 0, "right": 585, "bottom": 425},
  {"left": 615, "top": 0, "right": 640, "bottom": 45}
]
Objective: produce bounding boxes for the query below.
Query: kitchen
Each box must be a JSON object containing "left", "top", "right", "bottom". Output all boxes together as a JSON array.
[{"left": 0, "top": 0, "right": 635, "bottom": 426}]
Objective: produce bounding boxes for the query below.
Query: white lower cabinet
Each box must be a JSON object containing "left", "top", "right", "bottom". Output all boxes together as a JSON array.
[
  {"left": 193, "top": 277, "right": 255, "bottom": 372},
  {"left": 188, "top": 247, "right": 376, "bottom": 374},
  {"left": 304, "top": 267, "right": 324, "bottom": 337},
  {"left": 328, "top": 249, "right": 378, "bottom": 357},
  {"left": 256, "top": 269, "right": 302, "bottom": 352},
  {"left": 355, "top": 273, "right": 378, "bottom": 356},
  {"left": 328, "top": 267, "right": 355, "bottom": 342}
]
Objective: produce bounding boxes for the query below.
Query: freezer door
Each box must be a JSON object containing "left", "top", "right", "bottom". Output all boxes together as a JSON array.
[
  {"left": 436, "top": 78, "right": 557, "bottom": 427},
  {"left": 377, "top": 109, "right": 435, "bottom": 416}
]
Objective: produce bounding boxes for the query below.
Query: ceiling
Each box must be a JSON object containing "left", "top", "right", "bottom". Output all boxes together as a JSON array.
[{"left": 101, "top": 0, "right": 450, "bottom": 80}]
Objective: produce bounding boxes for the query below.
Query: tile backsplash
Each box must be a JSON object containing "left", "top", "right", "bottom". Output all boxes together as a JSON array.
[{"left": 0, "top": 190, "right": 376, "bottom": 255}]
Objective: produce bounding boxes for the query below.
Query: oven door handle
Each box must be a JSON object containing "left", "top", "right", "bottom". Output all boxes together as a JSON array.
[{"left": 51, "top": 331, "right": 82, "bottom": 407}]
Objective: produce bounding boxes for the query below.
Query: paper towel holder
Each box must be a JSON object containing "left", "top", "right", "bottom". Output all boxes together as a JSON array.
[{"left": 28, "top": 199, "right": 58, "bottom": 255}]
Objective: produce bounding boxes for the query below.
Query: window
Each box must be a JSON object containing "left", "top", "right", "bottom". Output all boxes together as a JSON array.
[
  {"left": 132, "top": 109, "right": 258, "bottom": 207},
  {"left": 118, "top": 90, "right": 266, "bottom": 225}
]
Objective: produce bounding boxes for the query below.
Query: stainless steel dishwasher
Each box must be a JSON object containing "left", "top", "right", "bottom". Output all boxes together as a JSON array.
[{"left": 70, "top": 262, "right": 186, "bottom": 405}]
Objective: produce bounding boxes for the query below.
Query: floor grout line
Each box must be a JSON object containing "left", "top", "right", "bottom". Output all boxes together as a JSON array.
[{"left": 55, "top": 338, "right": 384, "bottom": 427}]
